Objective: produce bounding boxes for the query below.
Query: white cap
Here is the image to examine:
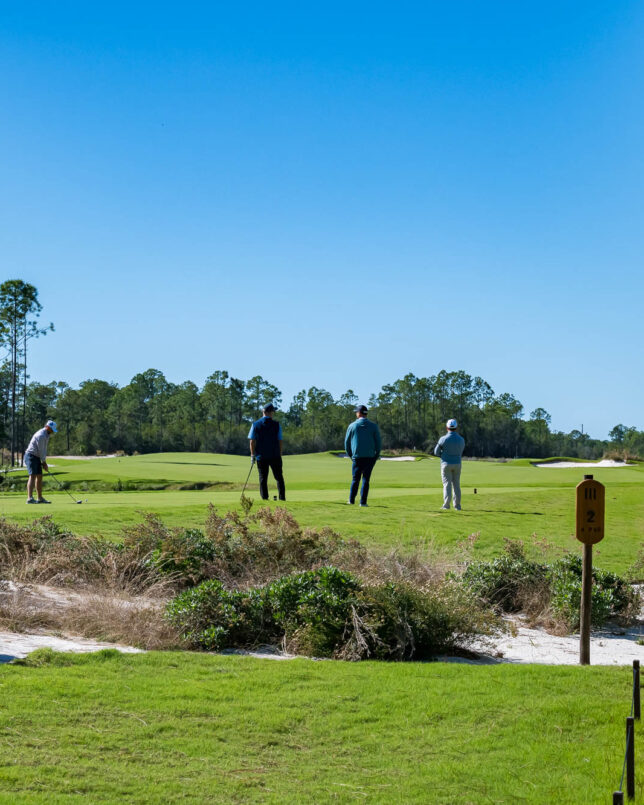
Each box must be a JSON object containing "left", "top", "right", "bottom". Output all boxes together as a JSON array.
[
  {"left": 446, "top": 419, "right": 458, "bottom": 430},
  {"left": 46, "top": 420, "right": 58, "bottom": 433}
]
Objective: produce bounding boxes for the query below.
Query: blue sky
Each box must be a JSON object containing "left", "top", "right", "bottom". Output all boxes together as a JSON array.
[{"left": 1, "top": 2, "right": 642, "bottom": 438}]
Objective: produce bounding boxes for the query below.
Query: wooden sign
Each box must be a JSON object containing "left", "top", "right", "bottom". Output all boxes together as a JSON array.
[{"left": 575, "top": 476, "right": 605, "bottom": 544}]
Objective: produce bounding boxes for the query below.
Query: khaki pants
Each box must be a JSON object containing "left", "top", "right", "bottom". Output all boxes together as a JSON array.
[{"left": 441, "top": 462, "right": 462, "bottom": 509}]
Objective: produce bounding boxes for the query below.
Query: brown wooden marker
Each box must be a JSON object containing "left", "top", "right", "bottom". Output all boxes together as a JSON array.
[{"left": 575, "top": 474, "right": 605, "bottom": 665}]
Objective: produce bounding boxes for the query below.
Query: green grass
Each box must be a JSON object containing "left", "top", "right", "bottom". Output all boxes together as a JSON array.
[
  {"left": 2, "top": 452, "right": 644, "bottom": 572},
  {"left": 0, "top": 649, "right": 639, "bottom": 804}
]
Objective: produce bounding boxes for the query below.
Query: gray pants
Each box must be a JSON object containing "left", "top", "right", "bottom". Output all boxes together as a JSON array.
[{"left": 441, "top": 462, "right": 462, "bottom": 509}]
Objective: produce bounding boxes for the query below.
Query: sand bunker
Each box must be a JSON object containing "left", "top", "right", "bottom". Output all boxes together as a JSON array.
[{"left": 534, "top": 459, "right": 633, "bottom": 468}]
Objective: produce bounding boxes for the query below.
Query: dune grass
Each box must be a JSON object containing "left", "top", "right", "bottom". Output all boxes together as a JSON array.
[
  {"left": 0, "top": 649, "right": 639, "bottom": 804},
  {"left": 1, "top": 452, "right": 643, "bottom": 573}
]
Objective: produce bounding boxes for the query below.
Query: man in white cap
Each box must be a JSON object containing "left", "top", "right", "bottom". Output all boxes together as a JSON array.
[
  {"left": 434, "top": 418, "right": 465, "bottom": 510},
  {"left": 24, "top": 420, "right": 57, "bottom": 504}
]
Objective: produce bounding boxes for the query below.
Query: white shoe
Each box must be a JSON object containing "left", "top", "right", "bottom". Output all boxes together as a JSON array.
[{"left": 440, "top": 505, "right": 450, "bottom": 510}]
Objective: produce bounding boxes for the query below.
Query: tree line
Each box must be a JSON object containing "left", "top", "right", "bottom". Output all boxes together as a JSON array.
[{"left": 2, "top": 280, "right": 643, "bottom": 462}]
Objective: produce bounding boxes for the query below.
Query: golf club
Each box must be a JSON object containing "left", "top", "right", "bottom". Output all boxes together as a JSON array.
[
  {"left": 241, "top": 458, "right": 255, "bottom": 499},
  {"left": 46, "top": 468, "right": 86, "bottom": 504}
]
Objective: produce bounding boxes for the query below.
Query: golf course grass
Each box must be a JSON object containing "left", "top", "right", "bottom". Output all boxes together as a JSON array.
[
  {"left": 1, "top": 451, "right": 643, "bottom": 573},
  {"left": 1, "top": 451, "right": 644, "bottom": 803},
  {"left": 0, "top": 650, "right": 640, "bottom": 804}
]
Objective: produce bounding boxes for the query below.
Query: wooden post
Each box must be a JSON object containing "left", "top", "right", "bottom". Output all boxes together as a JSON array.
[
  {"left": 576, "top": 474, "right": 605, "bottom": 666},
  {"left": 579, "top": 543, "right": 592, "bottom": 665},
  {"left": 634, "top": 660, "right": 641, "bottom": 720},
  {"left": 626, "top": 716, "right": 635, "bottom": 800}
]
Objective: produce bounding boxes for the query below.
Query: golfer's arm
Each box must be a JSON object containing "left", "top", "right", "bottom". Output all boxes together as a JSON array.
[
  {"left": 279, "top": 440, "right": 283, "bottom": 456},
  {"left": 249, "top": 439, "right": 256, "bottom": 457}
]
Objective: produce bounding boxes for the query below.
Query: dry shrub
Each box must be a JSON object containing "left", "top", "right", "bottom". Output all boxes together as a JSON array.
[
  {"left": 0, "top": 583, "right": 182, "bottom": 650},
  {"left": 203, "top": 504, "right": 366, "bottom": 587}
]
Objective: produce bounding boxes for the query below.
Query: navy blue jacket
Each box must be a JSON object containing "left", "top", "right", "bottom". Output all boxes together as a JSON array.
[{"left": 248, "top": 416, "right": 282, "bottom": 460}]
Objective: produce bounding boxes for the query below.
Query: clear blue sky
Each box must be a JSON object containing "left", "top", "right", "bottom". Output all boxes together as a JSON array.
[{"left": 2, "top": 2, "right": 642, "bottom": 439}]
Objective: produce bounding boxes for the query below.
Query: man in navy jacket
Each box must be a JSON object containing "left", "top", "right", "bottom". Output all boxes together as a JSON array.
[{"left": 248, "top": 403, "right": 285, "bottom": 500}]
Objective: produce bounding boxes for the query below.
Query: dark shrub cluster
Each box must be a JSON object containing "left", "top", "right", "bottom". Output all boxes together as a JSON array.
[
  {"left": 166, "top": 566, "right": 499, "bottom": 660},
  {"left": 462, "top": 540, "right": 639, "bottom": 630}
]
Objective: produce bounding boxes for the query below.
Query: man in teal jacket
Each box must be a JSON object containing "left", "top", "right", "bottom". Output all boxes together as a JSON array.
[{"left": 344, "top": 404, "right": 382, "bottom": 507}]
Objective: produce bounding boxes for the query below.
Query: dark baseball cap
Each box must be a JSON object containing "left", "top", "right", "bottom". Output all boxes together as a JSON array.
[
  {"left": 355, "top": 404, "right": 368, "bottom": 414},
  {"left": 263, "top": 403, "right": 276, "bottom": 413}
]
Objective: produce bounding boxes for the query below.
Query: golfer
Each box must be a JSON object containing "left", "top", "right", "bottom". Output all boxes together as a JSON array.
[
  {"left": 345, "top": 404, "right": 381, "bottom": 507},
  {"left": 24, "top": 419, "right": 57, "bottom": 504},
  {"left": 434, "top": 418, "right": 465, "bottom": 510},
  {"left": 248, "top": 403, "right": 285, "bottom": 501}
]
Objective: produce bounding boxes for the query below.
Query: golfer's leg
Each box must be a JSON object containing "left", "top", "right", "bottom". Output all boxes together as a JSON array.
[
  {"left": 271, "top": 457, "right": 286, "bottom": 500},
  {"left": 349, "top": 460, "right": 362, "bottom": 503},
  {"left": 27, "top": 473, "right": 35, "bottom": 499},
  {"left": 452, "top": 465, "right": 462, "bottom": 509},
  {"left": 360, "top": 458, "right": 376, "bottom": 505},
  {"left": 35, "top": 474, "right": 43, "bottom": 499},
  {"left": 257, "top": 459, "right": 269, "bottom": 499},
  {"left": 441, "top": 463, "right": 451, "bottom": 508}
]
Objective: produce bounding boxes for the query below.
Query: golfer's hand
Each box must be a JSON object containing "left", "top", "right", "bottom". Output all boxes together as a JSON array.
[
  {"left": 251, "top": 456, "right": 256, "bottom": 465},
  {"left": 42, "top": 462, "right": 49, "bottom": 472}
]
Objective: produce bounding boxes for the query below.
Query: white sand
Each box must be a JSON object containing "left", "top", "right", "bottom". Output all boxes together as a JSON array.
[
  {"left": 444, "top": 619, "right": 644, "bottom": 666},
  {"left": 0, "top": 631, "right": 142, "bottom": 663},
  {"left": 534, "top": 460, "right": 633, "bottom": 468}
]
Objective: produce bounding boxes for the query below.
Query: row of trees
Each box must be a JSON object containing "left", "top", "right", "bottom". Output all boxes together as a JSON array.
[
  {"left": 2, "top": 280, "right": 641, "bottom": 461},
  {"left": 2, "top": 365, "right": 641, "bottom": 461}
]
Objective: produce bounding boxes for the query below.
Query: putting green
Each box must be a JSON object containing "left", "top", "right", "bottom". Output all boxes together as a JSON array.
[{"left": 1, "top": 452, "right": 643, "bottom": 572}]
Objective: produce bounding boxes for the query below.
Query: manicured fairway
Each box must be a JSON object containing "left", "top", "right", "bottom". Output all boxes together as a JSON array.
[
  {"left": 1, "top": 452, "right": 643, "bottom": 572},
  {"left": 0, "top": 650, "right": 640, "bottom": 804}
]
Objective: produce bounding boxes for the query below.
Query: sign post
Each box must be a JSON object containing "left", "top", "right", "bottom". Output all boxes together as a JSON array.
[{"left": 575, "top": 474, "right": 605, "bottom": 665}]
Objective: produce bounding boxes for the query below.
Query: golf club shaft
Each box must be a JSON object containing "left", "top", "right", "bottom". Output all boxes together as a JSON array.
[
  {"left": 242, "top": 462, "right": 255, "bottom": 495},
  {"left": 47, "top": 469, "right": 82, "bottom": 503}
]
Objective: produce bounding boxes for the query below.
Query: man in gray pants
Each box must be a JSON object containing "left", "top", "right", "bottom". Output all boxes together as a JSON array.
[{"left": 434, "top": 418, "right": 465, "bottom": 510}]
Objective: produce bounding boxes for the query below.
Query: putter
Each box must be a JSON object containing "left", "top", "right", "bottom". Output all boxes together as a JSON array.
[{"left": 46, "top": 469, "right": 85, "bottom": 504}]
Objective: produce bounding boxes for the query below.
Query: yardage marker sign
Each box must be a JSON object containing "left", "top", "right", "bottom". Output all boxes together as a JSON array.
[{"left": 575, "top": 476, "right": 605, "bottom": 544}]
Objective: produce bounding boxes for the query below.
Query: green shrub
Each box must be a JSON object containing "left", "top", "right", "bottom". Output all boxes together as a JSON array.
[
  {"left": 460, "top": 540, "right": 548, "bottom": 612},
  {"left": 548, "top": 554, "right": 639, "bottom": 629},
  {"left": 266, "top": 567, "right": 361, "bottom": 656},
  {"left": 167, "top": 567, "right": 500, "bottom": 660},
  {"left": 461, "top": 541, "right": 639, "bottom": 630},
  {"left": 166, "top": 580, "right": 272, "bottom": 650}
]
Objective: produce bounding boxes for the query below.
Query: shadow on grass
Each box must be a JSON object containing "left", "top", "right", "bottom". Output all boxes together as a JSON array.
[{"left": 477, "top": 510, "right": 546, "bottom": 516}]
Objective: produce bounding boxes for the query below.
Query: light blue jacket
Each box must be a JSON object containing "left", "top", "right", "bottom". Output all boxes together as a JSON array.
[{"left": 434, "top": 431, "right": 465, "bottom": 464}]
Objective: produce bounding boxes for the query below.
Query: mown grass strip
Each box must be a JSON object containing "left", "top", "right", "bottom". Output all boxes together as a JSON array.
[{"left": 0, "top": 650, "right": 641, "bottom": 804}]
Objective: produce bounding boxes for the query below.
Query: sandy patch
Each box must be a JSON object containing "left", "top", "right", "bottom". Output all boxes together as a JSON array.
[
  {"left": 380, "top": 456, "right": 416, "bottom": 462},
  {"left": 441, "top": 618, "right": 644, "bottom": 666},
  {"left": 534, "top": 460, "right": 633, "bottom": 468},
  {"left": 0, "top": 631, "right": 142, "bottom": 663}
]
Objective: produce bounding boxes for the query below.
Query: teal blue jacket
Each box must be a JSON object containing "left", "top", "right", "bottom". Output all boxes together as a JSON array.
[{"left": 345, "top": 417, "right": 382, "bottom": 459}]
